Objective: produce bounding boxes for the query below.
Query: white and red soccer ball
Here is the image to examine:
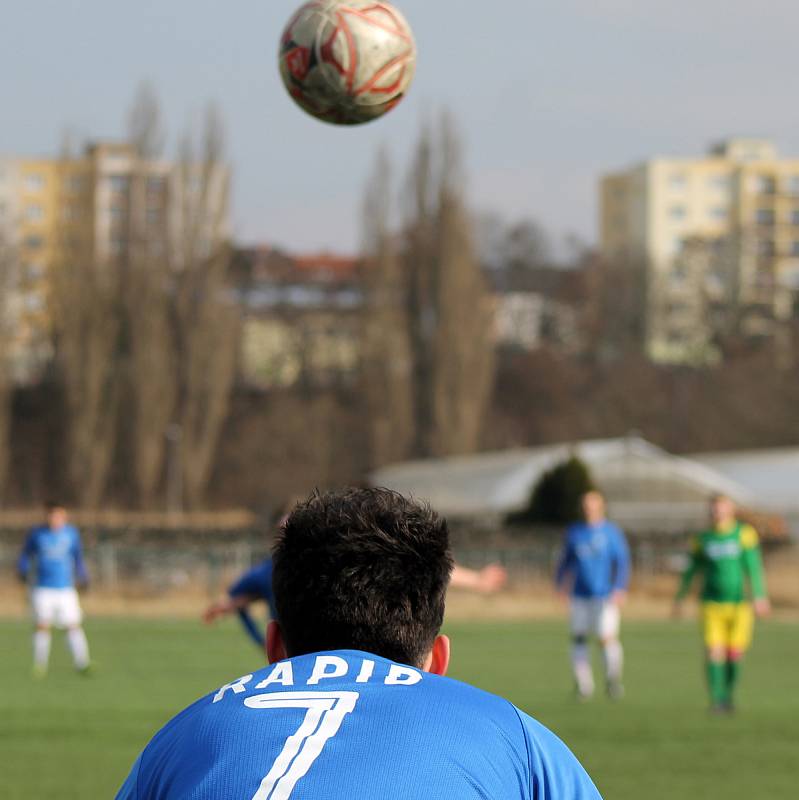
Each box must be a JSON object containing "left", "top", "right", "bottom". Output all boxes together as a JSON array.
[{"left": 279, "top": 0, "right": 416, "bottom": 125}]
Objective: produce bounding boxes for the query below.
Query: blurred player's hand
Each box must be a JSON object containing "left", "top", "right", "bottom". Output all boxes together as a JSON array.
[
  {"left": 611, "top": 589, "right": 627, "bottom": 607},
  {"left": 203, "top": 600, "right": 231, "bottom": 624},
  {"left": 754, "top": 597, "right": 771, "bottom": 618},
  {"left": 476, "top": 564, "right": 507, "bottom": 593}
]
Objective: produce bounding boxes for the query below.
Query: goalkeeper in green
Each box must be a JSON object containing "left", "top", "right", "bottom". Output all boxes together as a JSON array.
[{"left": 673, "top": 494, "right": 770, "bottom": 713}]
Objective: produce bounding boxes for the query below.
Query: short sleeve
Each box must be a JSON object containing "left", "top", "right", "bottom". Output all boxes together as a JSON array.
[{"left": 516, "top": 709, "right": 603, "bottom": 799}]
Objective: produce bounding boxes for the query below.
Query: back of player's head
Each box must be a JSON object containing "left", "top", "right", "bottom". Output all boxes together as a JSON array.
[{"left": 273, "top": 487, "right": 453, "bottom": 667}]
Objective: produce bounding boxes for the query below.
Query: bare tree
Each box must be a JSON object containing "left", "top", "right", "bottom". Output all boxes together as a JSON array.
[
  {"left": 128, "top": 81, "right": 166, "bottom": 160},
  {"left": 124, "top": 85, "right": 176, "bottom": 508},
  {"left": 429, "top": 117, "right": 494, "bottom": 455},
  {"left": 169, "top": 105, "right": 238, "bottom": 509},
  {"left": 51, "top": 233, "right": 122, "bottom": 508},
  {"left": 360, "top": 147, "right": 414, "bottom": 466},
  {"left": 399, "top": 115, "right": 495, "bottom": 458}
]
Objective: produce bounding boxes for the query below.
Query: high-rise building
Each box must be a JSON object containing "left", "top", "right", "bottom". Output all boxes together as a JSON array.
[
  {"left": 0, "top": 142, "right": 228, "bottom": 381},
  {"left": 600, "top": 138, "right": 799, "bottom": 362}
]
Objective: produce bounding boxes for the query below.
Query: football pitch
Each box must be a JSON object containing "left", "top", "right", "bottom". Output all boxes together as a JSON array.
[{"left": 1, "top": 617, "right": 797, "bottom": 799}]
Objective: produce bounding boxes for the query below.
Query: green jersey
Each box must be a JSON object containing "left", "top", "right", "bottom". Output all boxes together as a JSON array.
[{"left": 676, "top": 522, "right": 767, "bottom": 604}]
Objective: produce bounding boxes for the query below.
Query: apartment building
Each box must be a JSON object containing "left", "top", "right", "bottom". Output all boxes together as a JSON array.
[
  {"left": 600, "top": 138, "right": 799, "bottom": 362},
  {"left": 0, "top": 142, "right": 227, "bottom": 381}
]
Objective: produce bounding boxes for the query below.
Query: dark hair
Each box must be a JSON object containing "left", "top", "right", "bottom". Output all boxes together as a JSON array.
[
  {"left": 45, "top": 501, "right": 66, "bottom": 512},
  {"left": 273, "top": 487, "right": 453, "bottom": 667}
]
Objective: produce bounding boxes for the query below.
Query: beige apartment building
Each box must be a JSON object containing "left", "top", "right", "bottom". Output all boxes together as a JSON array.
[
  {"left": 600, "top": 138, "right": 799, "bottom": 363},
  {"left": 0, "top": 142, "right": 227, "bottom": 381}
]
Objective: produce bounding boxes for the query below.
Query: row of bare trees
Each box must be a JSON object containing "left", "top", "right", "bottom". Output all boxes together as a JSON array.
[
  {"left": 46, "top": 85, "right": 237, "bottom": 510},
  {"left": 361, "top": 116, "right": 495, "bottom": 466}
]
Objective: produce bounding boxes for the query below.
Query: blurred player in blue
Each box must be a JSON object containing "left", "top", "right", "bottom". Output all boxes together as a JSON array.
[
  {"left": 203, "top": 558, "right": 277, "bottom": 647},
  {"left": 556, "top": 490, "right": 630, "bottom": 700},
  {"left": 116, "top": 488, "right": 601, "bottom": 799},
  {"left": 17, "top": 501, "right": 91, "bottom": 677}
]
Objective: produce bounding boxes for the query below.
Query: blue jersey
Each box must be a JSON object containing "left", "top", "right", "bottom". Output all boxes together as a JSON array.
[
  {"left": 116, "top": 650, "right": 601, "bottom": 800},
  {"left": 17, "top": 524, "right": 88, "bottom": 589},
  {"left": 227, "top": 560, "right": 276, "bottom": 647},
  {"left": 555, "top": 521, "right": 630, "bottom": 599},
  {"left": 229, "top": 559, "right": 277, "bottom": 619}
]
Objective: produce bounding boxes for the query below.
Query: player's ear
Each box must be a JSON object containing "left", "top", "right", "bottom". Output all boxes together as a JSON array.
[
  {"left": 266, "top": 620, "right": 287, "bottom": 664},
  {"left": 423, "top": 634, "right": 450, "bottom": 676}
]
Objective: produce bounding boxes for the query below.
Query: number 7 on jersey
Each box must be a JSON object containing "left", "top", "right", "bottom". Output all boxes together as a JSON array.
[{"left": 244, "top": 691, "right": 360, "bottom": 800}]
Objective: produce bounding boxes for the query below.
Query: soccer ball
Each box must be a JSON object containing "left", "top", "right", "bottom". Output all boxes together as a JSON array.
[{"left": 278, "top": 0, "right": 416, "bottom": 126}]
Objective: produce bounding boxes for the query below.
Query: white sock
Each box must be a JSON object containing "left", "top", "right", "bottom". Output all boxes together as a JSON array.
[
  {"left": 67, "top": 627, "right": 90, "bottom": 669},
  {"left": 603, "top": 639, "right": 624, "bottom": 683},
  {"left": 34, "top": 630, "right": 51, "bottom": 669},
  {"left": 572, "top": 642, "right": 594, "bottom": 696}
]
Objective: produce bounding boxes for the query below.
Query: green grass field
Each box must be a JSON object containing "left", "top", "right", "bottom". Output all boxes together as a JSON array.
[{"left": 1, "top": 618, "right": 797, "bottom": 799}]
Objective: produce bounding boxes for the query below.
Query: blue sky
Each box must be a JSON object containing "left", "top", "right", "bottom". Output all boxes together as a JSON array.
[{"left": 1, "top": 0, "right": 798, "bottom": 252}]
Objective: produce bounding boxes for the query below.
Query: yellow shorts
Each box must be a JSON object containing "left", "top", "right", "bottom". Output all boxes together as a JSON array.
[{"left": 702, "top": 602, "right": 754, "bottom": 652}]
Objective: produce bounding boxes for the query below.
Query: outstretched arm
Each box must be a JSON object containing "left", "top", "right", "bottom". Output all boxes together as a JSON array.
[
  {"left": 203, "top": 593, "right": 256, "bottom": 624},
  {"left": 449, "top": 564, "right": 507, "bottom": 593},
  {"left": 203, "top": 594, "right": 266, "bottom": 646}
]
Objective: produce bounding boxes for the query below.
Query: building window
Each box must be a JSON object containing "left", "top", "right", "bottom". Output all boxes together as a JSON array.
[
  {"left": 790, "top": 209, "right": 799, "bottom": 226},
  {"left": 786, "top": 176, "right": 799, "bottom": 196},
  {"left": 147, "top": 175, "right": 166, "bottom": 194},
  {"left": 146, "top": 208, "right": 161, "bottom": 226},
  {"left": 67, "top": 176, "right": 84, "bottom": 193},
  {"left": 791, "top": 241, "right": 799, "bottom": 257},
  {"left": 108, "top": 175, "right": 130, "bottom": 193},
  {"left": 25, "top": 234, "right": 44, "bottom": 249},
  {"left": 669, "top": 173, "right": 687, "bottom": 190},
  {"left": 707, "top": 174, "right": 730, "bottom": 192},
  {"left": 669, "top": 236, "right": 684, "bottom": 256},
  {"left": 25, "top": 263, "right": 45, "bottom": 281},
  {"left": 709, "top": 207, "right": 728, "bottom": 221},
  {"left": 755, "top": 208, "right": 775, "bottom": 226},
  {"left": 25, "top": 174, "right": 45, "bottom": 192},
  {"left": 110, "top": 205, "right": 126, "bottom": 221},
  {"left": 757, "top": 239, "right": 775, "bottom": 257},
  {"left": 669, "top": 205, "right": 687, "bottom": 221},
  {"left": 754, "top": 175, "right": 776, "bottom": 195},
  {"left": 26, "top": 205, "right": 44, "bottom": 222}
]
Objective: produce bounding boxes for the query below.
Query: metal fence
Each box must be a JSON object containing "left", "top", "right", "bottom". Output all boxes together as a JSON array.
[{"left": 0, "top": 534, "right": 692, "bottom": 598}]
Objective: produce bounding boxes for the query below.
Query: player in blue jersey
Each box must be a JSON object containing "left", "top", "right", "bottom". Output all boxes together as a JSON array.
[
  {"left": 555, "top": 490, "right": 630, "bottom": 700},
  {"left": 116, "top": 488, "right": 601, "bottom": 799},
  {"left": 203, "top": 558, "right": 277, "bottom": 647},
  {"left": 17, "top": 502, "right": 91, "bottom": 677}
]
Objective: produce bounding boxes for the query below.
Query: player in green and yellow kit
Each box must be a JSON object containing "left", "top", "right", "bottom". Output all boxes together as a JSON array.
[{"left": 673, "top": 494, "right": 770, "bottom": 713}]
